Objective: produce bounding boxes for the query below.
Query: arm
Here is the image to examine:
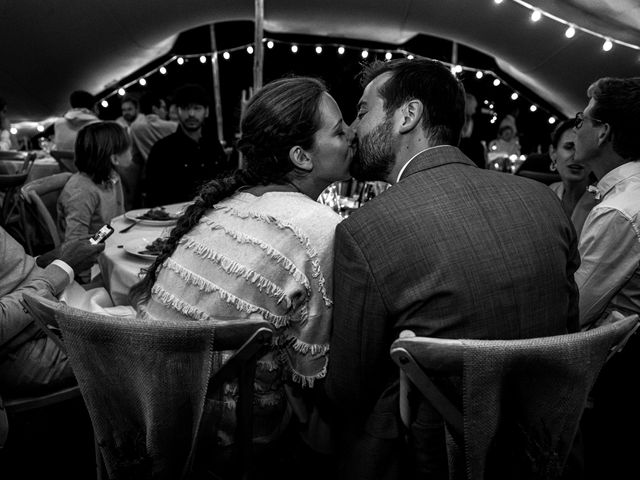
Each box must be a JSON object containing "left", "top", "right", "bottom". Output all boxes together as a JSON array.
[
  {"left": 0, "top": 229, "right": 70, "bottom": 348},
  {"left": 576, "top": 207, "right": 640, "bottom": 328},
  {"left": 325, "top": 222, "right": 390, "bottom": 420},
  {"left": 59, "top": 183, "right": 99, "bottom": 241}
]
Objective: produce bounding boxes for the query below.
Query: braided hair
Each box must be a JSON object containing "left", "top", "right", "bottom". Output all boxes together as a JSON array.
[{"left": 129, "top": 76, "right": 328, "bottom": 308}]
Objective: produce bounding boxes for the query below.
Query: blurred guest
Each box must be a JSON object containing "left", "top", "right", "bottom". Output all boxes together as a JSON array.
[
  {"left": 129, "top": 92, "right": 177, "bottom": 206},
  {"left": 52, "top": 90, "right": 99, "bottom": 152},
  {"left": 488, "top": 124, "right": 521, "bottom": 159},
  {"left": 167, "top": 97, "right": 179, "bottom": 122},
  {"left": 548, "top": 117, "right": 597, "bottom": 237},
  {"left": 326, "top": 58, "right": 579, "bottom": 479},
  {"left": 57, "top": 122, "right": 126, "bottom": 244},
  {"left": 0, "top": 226, "right": 103, "bottom": 395},
  {"left": 0, "top": 97, "right": 12, "bottom": 151},
  {"left": 145, "top": 84, "right": 232, "bottom": 206},
  {"left": 130, "top": 77, "right": 355, "bottom": 472},
  {"left": 459, "top": 93, "right": 486, "bottom": 168},
  {"left": 573, "top": 76, "right": 640, "bottom": 480},
  {"left": 116, "top": 95, "right": 142, "bottom": 132}
]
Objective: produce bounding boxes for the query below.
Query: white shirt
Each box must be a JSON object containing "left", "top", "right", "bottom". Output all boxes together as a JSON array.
[
  {"left": 575, "top": 161, "right": 640, "bottom": 328},
  {"left": 396, "top": 145, "right": 450, "bottom": 183}
]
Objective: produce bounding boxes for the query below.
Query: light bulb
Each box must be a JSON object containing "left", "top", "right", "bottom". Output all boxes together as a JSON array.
[
  {"left": 531, "top": 10, "right": 542, "bottom": 22},
  {"left": 159, "top": 66, "right": 167, "bottom": 75},
  {"left": 385, "top": 52, "right": 392, "bottom": 60},
  {"left": 511, "top": 93, "right": 519, "bottom": 100},
  {"left": 101, "top": 100, "right": 109, "bottom": 108},
  {"left": 603, "top": 39, "right": 613, "bottom": 52},
  {"left": 291, "top": 45, "right": 298, "bottom": 53},
  {"left": 338, "top": 46, "right": 345, "bottom": 55},
  {"left": 530, "top": 105, "right": 537, "bottom": 112},
  {"left": 118, "top": 88, "right": 125, "bottom": 96},
  {"left": 139, "top": 78, "right": 146, "bottom": 86},
  {"left": 267, "top": 41, "right": 274, "bottom": 49},
  {"left": 548, "top": 116, "right": 557, "bottom": 124},
  {"left": 177, "top": 57, "right": 184, "bottom": 65},
  {"left": 565, "top": 26, "right": 576, "bottom": 39},
  {"left": 316, "top": 46, "right": 323, "bottom": 54},
  {"left": 361, "top": 50, "right": 369, "bottom": 59},
  {"left": 200, "top": 55, "right": 207, "bottom": 63},
  {"left": 476, "top": 71, "right": 484, "bottom": 79},
  {"left": 493, "top": 79, "right": 501, "bottom": 87},
  {"left": 223, "top": 52, "right": 230, "bottom": 60},
  {"left": 247, "top": 46, "right": 254, "bottom": 54}
]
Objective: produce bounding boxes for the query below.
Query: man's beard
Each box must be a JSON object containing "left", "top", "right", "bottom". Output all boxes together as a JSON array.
[
  {"left": 350, "top": 117, "right": 396, "bottom": 182},
  {"left": 181, "top": 118, "right": 203, "bottom": 132}
]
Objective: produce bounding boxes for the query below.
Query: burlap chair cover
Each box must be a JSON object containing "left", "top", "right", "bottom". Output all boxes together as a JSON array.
[{"left": 54, "top": 303, "right": 216, "bottom": 480}]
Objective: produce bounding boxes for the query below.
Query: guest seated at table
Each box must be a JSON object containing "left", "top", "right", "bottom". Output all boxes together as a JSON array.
[
  {"left": 0, "top": 226, "right": 104, "bottom": 396},
  {"left": 57, "top": 122, "right": 127, "bottom": 242},
  {"left": 130, "top": 76, "right": 355, "bottom": 471},
  {"left": 0, "top": 97, "right": 15, "bottom": 151},
  {"left": 548, "top": 117, "right": 598, "bottom": 237}
]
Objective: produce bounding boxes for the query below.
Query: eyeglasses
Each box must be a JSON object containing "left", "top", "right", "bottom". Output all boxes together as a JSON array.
[{"left": 575, "top": 111, "right": 605, "bottom": 130}]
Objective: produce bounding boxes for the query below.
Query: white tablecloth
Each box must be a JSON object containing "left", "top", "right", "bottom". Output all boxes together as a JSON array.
[
  {"left": 0, "top": 156, "right": 60, "bottom": 181},
  {"left": 98, "top": 204, "right": 186, "bottom": 305}
]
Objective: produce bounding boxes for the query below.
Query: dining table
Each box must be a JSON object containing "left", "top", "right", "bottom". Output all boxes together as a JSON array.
[
  {"left": 98, "top": 203, "right": 187, "bottom": 305},
  {"left": 0, "top": 153, "right": 61, "bottom": 181}
]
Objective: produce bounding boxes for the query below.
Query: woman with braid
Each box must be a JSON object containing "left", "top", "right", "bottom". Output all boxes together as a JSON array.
[{"left": 129, "top": 77, "right": 354, "bottom": 462}]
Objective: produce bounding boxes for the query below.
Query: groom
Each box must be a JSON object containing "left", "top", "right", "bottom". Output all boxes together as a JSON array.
[{"left": 325, "top": 58, "right": 581, "bottom": 478}]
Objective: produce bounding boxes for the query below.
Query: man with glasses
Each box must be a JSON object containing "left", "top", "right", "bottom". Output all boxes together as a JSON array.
[{"left": 572, "top": 77, "right": 640, "bottom": 479}]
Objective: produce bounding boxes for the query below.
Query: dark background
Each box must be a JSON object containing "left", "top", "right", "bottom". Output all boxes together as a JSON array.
[{"left": 93, "top": 21, "right": 564, "bottom": 155}]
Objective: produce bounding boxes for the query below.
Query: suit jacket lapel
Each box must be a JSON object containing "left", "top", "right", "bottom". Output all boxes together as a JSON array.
[{"left": 399, "top": 146, "right": 476, "bottom": 182}]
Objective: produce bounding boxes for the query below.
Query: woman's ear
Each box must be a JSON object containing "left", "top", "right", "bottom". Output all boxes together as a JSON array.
[
  {"left": 109, "top": 154, "right": 119, "bottom": 166},
  {"left": 288, "top": 146, "right": 313, "bottom": 171},
  {"left": 398, "top": 99, "right": 424, "bottom": 134}
]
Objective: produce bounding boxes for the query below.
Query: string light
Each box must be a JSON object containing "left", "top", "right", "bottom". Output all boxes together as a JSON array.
[
  {"left": 494, "top": 0, "right": 504, "bottom": 4},
  {"left": 96, "top": 39, "right": 555, "bottom": 126},
  {"left": 139, "top": 78, "right": 147, "bottom": 86},
  {"left": 9, "top": 127, "right": 17, "bottom": 135},
  {"left": 101, "top": 100, "right": 109, "bottom": 108},
  {"left": 548, "top": 116, "right": 557, "bottom": 124},
  {"left": 602, "top": 39, "right": 613, "bottom": 52},
  {"left": 565, "top": 25, "right": 576, "bottom": 39},
  {"left": 506, "top": 0, "right": 640, "bottom": 52},
  {"left": 36, "top": 125, "right": 44, "bottom": 132}
]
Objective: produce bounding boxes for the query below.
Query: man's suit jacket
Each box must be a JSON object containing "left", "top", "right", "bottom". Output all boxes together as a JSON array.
[{"left": 325, "top": 146, "right": 580, "bottom": 474}]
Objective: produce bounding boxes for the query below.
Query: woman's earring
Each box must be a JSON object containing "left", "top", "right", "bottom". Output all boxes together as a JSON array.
[{"left": 550, "top": 162, "right": 557, "bottom": 172}]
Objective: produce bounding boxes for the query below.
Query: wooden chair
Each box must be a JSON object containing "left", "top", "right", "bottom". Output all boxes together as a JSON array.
[
  {"left": 22, "top": 292, "right": 274, "bottom": 480},
  {"left": 50, "top": 150, "right": 78, "bottom": 173},
  {"left": 390, "top": 315, "right": 640, "bottom": 480},
  {"left": 19, "top": 171, "right": 72, "bottom": 254},
  {"left": 0, "top": 153, "right": 35, "bottom": 228}
]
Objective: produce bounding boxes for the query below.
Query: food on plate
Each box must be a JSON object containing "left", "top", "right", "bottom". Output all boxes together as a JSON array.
[
  {"left": 139, "top": 237, "right": 169, "bottom": 256},
  {"left": 137, "top": 207, "right": 174, "bottom": 221}
]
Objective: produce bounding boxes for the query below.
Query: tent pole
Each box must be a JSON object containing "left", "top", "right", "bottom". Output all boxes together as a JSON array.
[
  {"left": 209, "top": 24, "right": 225, "bottom": 147},
  {"left": 253, "top": 0, "right": 264, "bottom": 90}
]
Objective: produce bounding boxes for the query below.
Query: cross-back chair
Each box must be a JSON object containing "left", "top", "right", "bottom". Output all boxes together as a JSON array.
[
  {"left": 22, "top": 292, "right": 274, "bottom": 480},
  {"left": 50, "top": 150, "right": 77, "bottom": 173},
  {"left": 19, "top": 171, "right": 72, "bottom": 254},
  {"left": 390, "top": 314, "right": 640, "bottom": 480}
]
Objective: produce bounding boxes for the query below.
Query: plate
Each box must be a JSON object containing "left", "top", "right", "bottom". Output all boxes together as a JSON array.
[
  {"left": 123, "top": 237, "right": 161, "bottom": 260},
  {"left": 124, "top": 206, "right": 181, "bottom": 226}
]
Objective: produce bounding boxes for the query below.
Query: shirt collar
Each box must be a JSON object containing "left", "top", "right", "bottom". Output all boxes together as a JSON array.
[
  {"left": 590, "top": 161, "right": 640, "bottom": 200},
  {"left": 396, "top": 145, "right": 450, "bottom": 183}
]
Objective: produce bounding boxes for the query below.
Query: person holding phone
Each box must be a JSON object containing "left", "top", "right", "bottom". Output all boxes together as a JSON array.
[{"left": 56, "top": 121, "right": 128, "bottom": 244}]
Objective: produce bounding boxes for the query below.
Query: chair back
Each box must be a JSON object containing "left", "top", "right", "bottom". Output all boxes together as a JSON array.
[
  {"left": 391, "top": 315, "right": 640, "bottom": 480},
  {"left": 21, "top": 292, "right": 273, "bottom": 480},
  {"left": 0, "top": 153, "right": 35, "bottom": 227},
  {"left": 19, "top": 171, "right": 72, "bottom": 253},
  {"left": 50, "top": 150, "right": 78, "bottom": 173}
]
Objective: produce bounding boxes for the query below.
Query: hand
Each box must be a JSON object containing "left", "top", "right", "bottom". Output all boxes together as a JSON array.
[{"left": 56, "top": 237, "right": 105, "bottom": 273}]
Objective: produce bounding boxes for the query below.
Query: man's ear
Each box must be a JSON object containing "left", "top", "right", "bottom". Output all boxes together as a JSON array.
[
  {"left": 204, "top": 106, "right": 210, "bottom": 118},
  {"left": 597, "top": 122, "right": 612, "bottom": 147},
  {"left": 398, "top": 99, "right": 424, "bottom": 134},
  {"left": 288, "top": 146, "right": 313, "bottom": 171}
]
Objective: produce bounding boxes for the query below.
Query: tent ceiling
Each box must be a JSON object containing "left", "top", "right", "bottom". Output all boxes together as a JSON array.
[{"left": 1, "top": 0, "right": 639, "bottom": 122}]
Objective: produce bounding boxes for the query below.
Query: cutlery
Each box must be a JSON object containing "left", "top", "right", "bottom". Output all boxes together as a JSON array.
[{"left": 119, "top": 220, "right": 140, "bottom": 233}]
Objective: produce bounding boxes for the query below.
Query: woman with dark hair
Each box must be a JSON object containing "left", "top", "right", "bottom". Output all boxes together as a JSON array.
[
  {"left": 130, "top": 76, "right": 354, "bottom": 455},
  {"left": 57, "top": 121, "right": 128, "bottom": 241},
  {"left": 548, "top": 117, "right": 597, "bottom": 236}
]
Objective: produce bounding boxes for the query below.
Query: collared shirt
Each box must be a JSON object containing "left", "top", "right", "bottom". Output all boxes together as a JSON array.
[
  {"left": 575, "top": 161, "right": 640, "bottom": 328},
  {"left": 396, "top": 145, "right": 451, "bottom": 183}
]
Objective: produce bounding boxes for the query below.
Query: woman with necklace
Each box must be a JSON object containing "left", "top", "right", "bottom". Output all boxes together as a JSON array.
[
  {"left": 130, "top": 76, "right": 355, "bottom": 471},
  {"left": 548, "top": 117, "right": 598, "bottom": 237}
]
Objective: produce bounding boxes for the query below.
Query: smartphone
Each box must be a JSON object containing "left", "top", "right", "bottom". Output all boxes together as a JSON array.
[{"left": 90, "top": 224, "right": 115, "bottom": 245}]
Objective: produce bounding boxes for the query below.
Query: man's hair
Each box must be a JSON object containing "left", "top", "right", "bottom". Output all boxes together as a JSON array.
[
  {"left": 121, "top": 95, "right": 139, "bottom": 108},
  {"left": 139, "top": 91, "right": 164, "bottom": 115},
  {"left": 173, "top": 84, "right": 210, "bottom": 109},
  {"left": 550, "top": 117, "right": 578, "bottom": 148},
  {"left": 588, "top": 77, "right": 640, "bottom": 159},
  {"left": 360, "top": 58, "right": 466, "bottom": 145},
  {"left": 70, "top": 90, "right": 94, "bottom": 109}
]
